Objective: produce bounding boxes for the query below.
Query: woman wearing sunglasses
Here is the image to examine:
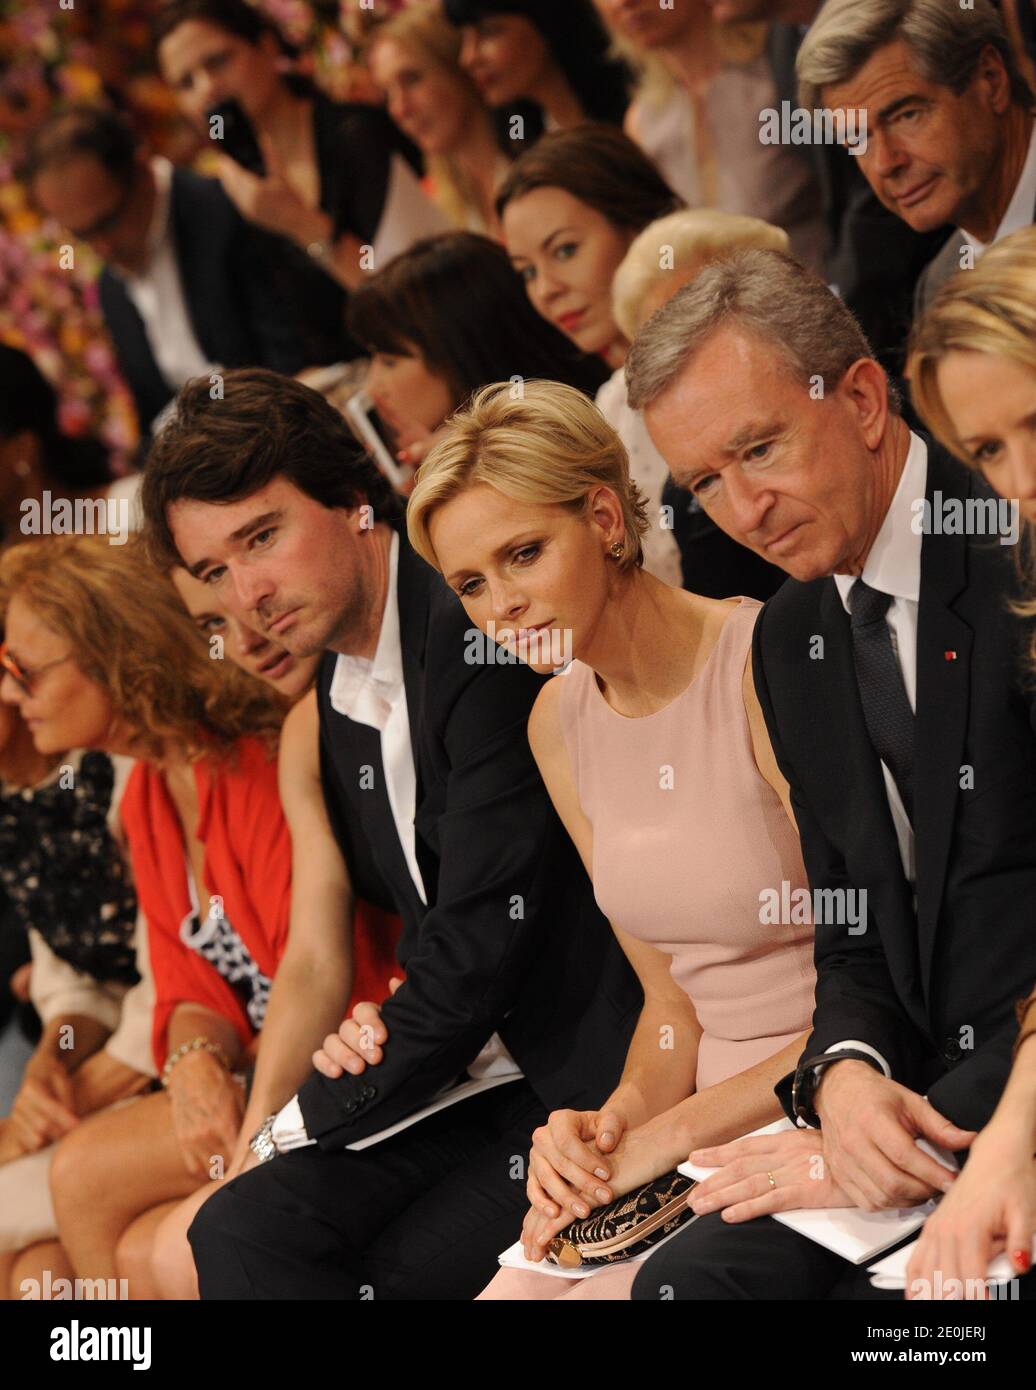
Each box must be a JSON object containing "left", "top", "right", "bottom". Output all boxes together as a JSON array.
[{"left": 0, "top": 534, "right": 290, "bottom": 1297}]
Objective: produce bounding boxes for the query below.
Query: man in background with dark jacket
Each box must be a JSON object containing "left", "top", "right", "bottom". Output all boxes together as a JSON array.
[{"left": 28, "top": 104, "right": 332, "bottom": 442}]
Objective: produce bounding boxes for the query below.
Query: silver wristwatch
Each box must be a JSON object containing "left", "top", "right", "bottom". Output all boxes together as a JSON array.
[{"left": 250, "top": 1113, "right": 279, "bottom": 1164}]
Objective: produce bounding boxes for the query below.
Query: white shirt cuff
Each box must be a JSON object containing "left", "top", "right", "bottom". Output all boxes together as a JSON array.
[
  {"left": 825, "top": 1040, "right": 891, "bottom": 1078},
  {"left": 271, "top": 1095, "right": 316, "bottom": 1153}
]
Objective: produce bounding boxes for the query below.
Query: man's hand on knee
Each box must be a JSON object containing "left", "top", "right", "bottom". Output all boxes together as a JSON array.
[{"left": 816, "top": 1061, "right": 974, "bottom": 1211}]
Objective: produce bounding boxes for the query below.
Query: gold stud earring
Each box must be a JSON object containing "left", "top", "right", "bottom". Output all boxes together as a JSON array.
[{"left": 609, "top": 541, "right": 624, "bottom": 560}]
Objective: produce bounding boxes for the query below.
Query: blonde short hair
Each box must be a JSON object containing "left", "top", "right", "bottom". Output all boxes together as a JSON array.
[
  {"left": 612, "top": 209, "right": 790, "bottom": 342},
  {"left": 407, "top": 379, "right": 649, "bottom": 574},
  {"left": 909, "top": 225, "right": 1036, "bottom": 464}
]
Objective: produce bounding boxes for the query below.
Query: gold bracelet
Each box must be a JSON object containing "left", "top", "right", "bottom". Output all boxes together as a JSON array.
[{"left": 161, "top": 1036, "right": 231, "bottom": 1089}]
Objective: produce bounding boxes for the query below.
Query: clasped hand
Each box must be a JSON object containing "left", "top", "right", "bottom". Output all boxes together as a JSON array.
[
  {"left": 313, "top": 977, "right": 403, "bottom": 1078},
  {"left": 521, "top": 1108, "right": 673, "bottom": 1261}
]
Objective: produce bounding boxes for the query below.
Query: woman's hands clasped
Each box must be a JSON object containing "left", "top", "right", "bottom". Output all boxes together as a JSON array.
[{"left": 521, "top": 1106, "right": 679, "bottom": 1262}]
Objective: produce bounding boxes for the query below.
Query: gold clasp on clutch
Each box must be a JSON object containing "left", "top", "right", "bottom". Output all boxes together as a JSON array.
[{"left": 546, "top": 1238, "right": 583, "bottom": 1268}]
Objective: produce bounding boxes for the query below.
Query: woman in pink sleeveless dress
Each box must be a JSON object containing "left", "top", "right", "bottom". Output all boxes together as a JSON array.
[{"left": 406, "top": 379, "right": 818, "bottom": 1300}]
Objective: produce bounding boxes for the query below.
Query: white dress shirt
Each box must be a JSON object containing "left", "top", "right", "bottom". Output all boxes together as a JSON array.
[
  {"left": 328, "top": 531, "right": 426, "bottom": 906},
  {"left": 961, "top": 122, "right": 1036, "bottom": 256},
  {"left": 114, "top": 157, "right": 217, "bottom": 400},
  {"left": 272, "top": 531, "right": 520, "bottom": 1153},
  {"left": 819, "top": 432, "right": 929, "bottom": 1091}
]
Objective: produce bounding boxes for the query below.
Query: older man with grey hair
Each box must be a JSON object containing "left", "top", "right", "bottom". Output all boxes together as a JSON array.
[
  {"left": 797, "top": 0, "right": 1035, "bottom": 310},
  {"left": 623, "top": 249, "right": 1036, "bottom": 1300}
]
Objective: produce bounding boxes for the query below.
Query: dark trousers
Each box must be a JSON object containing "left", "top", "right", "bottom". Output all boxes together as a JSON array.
[
  {"left": 630, "top": 1210, "right": 1036, "bottom": 1301},
  {"left": 189, "top": 1079, "right": 543, "bottom": 1300}
]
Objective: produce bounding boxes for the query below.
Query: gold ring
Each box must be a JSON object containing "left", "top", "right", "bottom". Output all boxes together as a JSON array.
[{"left": 766, "top": 1170, "right": 777, "bottom": 1189}]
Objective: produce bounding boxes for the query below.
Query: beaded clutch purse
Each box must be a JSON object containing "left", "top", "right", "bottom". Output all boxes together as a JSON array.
[{"left": 545, "top": 1169, "right": 697, "bottom": 1269}]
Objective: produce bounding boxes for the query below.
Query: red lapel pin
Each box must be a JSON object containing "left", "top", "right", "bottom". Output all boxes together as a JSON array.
[{"left": 944, "top": 650, "right": 957, "bottom": 661}]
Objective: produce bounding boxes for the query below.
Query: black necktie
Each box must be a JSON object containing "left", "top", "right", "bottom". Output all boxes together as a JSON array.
[{"left": 848, "top": 578, "right": 915, "bottom": 824}]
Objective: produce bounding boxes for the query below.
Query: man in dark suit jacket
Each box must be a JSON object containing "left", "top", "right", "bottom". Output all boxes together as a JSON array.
[
  {"left": 27, "top": 105, "right": 341, "bottom": 441},
  {"left": 94, "top": 166, "right": 320, "bottom": 435},
  {"left": 626, "top": 247, "right": 1036, "bottom": 1298},
  {"left": 794, "top": 0, "right": 1035, "bottom": 316},
  {"left": 767, "top": 20, "right": 951, "bottom": 370},
  {"left": 706, "top": 1, "right": 951, "bottom": 370},
  {"left": 140, "top": 369, "right": 640, "bottom": 1299}
]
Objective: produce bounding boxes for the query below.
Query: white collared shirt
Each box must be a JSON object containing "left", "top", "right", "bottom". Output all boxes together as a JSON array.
[
  {"left": 961, "top": 121, "right": 1036, "bottom": 256},
  {"left": 115, "top": 157, "right": 217, "bottom": 406},
  {"left": 272, "top": 530, "right": 520, "bottom": 1153},
  {"left": 833, "top": 430, "right": 926, "bottom": 885},
  {"left": 328, "top": 530, "right": 426, "bottom": 906}
]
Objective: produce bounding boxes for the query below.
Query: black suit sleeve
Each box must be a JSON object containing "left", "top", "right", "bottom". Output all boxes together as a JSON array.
[
  {"left": 296, "top": 658, "right": 561, "bottom": 1149},
  {"left": 225, "top": 221, "right": 314, "bottom": 376},
  {"left": 752, "top": 605, "right": 931, "bottom": 1112},
  {"left": 925, "top": 1013, "right": 1021, "bottom": 1133}
]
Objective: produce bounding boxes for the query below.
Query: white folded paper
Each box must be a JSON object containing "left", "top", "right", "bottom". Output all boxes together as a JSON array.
[{"left": 869, "top": 1235, "right": 1036, "bottom": 1291}]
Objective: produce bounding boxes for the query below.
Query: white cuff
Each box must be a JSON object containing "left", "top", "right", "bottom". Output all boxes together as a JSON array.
[
  {"left": 271, "top": 1095, "right": 316, "bottom": 1153},
  {"left": 825, "top": 1040, "right": 891, "bottom": 1078}
]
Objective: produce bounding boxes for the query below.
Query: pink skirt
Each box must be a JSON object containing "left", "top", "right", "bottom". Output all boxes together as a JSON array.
[{"left": 477, "top": 1261, "right": 639, "bottom": 1300}]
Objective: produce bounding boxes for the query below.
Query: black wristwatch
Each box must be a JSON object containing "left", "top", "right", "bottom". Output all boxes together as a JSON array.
[{"left": 791, "top": 1048, "right": 885, "bottom": 1128}]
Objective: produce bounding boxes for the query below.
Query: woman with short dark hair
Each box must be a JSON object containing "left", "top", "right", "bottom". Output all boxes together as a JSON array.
[
  {"left": 444, "top": 0, "right": 630, "bottom": 135},
  {"left": 347, "top": 230, "right": 609, "bottom": 473}
]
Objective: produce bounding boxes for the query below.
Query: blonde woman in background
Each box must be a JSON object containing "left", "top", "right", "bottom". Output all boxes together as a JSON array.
[
  {"left": 905, "top": 223, "right": 1036, "bottom": 1297},
  {"left": 592, "top": 0, "right": 827, "bottom": 271},
  {"left": 599, "top": 207, "right": 790, "bottom": 590},
  {"left": 365, "top": 3, "right": 511, "bottom": 235}
]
